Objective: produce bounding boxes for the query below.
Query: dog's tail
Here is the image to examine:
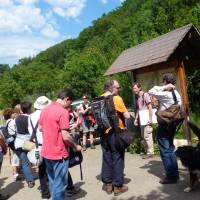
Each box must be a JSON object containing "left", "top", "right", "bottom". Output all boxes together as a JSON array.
[{"left": 188, "top": 120, "right": 200, "bottom": 140}]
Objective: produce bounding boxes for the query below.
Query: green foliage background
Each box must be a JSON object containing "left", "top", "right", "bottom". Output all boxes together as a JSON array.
[{"left": 0, "top": 0, "right": 200, "bottom": 118}]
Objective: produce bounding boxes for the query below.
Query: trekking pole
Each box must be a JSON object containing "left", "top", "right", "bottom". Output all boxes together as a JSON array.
[
  {"left": 8, "top": 147, "right": 12, "bottom": 165},
  {"left": 79, "top": 163, "right": 83, "bottom": 180}
]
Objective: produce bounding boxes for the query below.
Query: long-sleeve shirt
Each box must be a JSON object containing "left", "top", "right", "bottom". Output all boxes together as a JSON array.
[{"left": 148, "top": 86, "right": 182, "bottom": 111}]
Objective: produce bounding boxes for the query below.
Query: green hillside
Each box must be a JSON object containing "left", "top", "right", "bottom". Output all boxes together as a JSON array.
[{"left": 0, "top": 0, "right": 200, "bottom": 111}]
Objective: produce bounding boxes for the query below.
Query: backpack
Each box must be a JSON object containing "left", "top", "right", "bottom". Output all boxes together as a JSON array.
[
  {"left": 156, "top": 90, "right": 186, "bottom": 129},
  {"left": 91, "top": 95, "right": 115, "bottom": 133},
  {"left": 0, "top": 120, "right": 16, "bottom": 150}
]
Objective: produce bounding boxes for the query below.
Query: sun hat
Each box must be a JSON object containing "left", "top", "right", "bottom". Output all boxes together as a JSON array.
[{"left": 34, "top": 96, "right": 51, "bottom": 110}]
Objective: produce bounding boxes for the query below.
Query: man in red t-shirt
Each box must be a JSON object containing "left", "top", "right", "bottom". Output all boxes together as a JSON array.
[{"left": 39, "top": 89, "right": 82, "bottom": 200}]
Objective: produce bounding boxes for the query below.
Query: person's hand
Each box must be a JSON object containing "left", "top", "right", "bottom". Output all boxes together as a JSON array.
[
  {"left": 164, "top": 83, "right": 175, "bottom": 90},
  {"left": 75, "top": 145, "right": 82, "bottom": 152},
  {"left": 70, "top": 124, "right": 78, "bottom": 130},
  {"left": 134, "top": 119, "right": 138, "bottom": 127},
  {"left": 35, "top": 149, "right": 40, "bottom": 159}
]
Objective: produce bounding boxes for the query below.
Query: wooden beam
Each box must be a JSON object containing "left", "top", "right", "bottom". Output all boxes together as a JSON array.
[
  {"left": 130, "top": 71, "right": 137, "bottom": 112},
  {"left": 177, "top": 61, "right": 192, "bottom": 141}
]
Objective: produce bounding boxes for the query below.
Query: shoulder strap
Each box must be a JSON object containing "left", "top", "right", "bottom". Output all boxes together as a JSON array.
[
  {"left": 142, "top": 93, "right": 146, "bottom": 106},
  {"left": 30, "top": 118, "right": 39, "bottom": 148},
  {"left": 6, "top": 119, "right": 12, "bottom": 129},
  {"left": 6, "top": 120, "right": 16, "bottom": 134},
  {"left": 171, "top": 90, "right": 178, "bottom": 105}
]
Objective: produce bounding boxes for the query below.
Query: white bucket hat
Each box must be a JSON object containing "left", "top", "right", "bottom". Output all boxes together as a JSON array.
[{"left": 34, "top": 96, "right": 51, "bottom": 110}]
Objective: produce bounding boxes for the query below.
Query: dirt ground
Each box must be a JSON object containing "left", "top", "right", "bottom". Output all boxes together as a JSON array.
[{"left": 0, "top": 145, "right": 200, "bottom": 200}]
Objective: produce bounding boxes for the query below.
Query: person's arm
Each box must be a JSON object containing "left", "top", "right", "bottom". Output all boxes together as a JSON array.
[
  {"left": 148, "top": 84, "right": 175, "bottom": 98},
  {"left": 61, "top": 129, "right": 82, "bottom": 151},
  {"left": 80, "top": 104, "right": 90, "bottom": 115},
  {"left": 134, "top": 111, "right": 139, "bottom": 126},
  {"left": 147, "top": 103, "right": 153, "bottom": 125},
  {"left": 124, "top": 111, "right": 130, "bottom": 119}
]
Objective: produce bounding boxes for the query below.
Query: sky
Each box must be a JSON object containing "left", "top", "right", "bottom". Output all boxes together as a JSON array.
[{"left": 0, "top": 0, "right": 125, "bottom": 66}]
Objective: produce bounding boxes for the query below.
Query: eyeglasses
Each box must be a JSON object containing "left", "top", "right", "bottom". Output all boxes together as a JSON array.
[{"left": 115, "top": 86, "right": 121, "bottom": 89}]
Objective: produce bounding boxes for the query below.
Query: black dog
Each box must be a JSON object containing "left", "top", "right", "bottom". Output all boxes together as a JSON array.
[
  {"left": 176, "top": 121, "right": 200, "bottom": 192},
  {"left": 176, "top": 143, "right": 200, "bottom": 192}
]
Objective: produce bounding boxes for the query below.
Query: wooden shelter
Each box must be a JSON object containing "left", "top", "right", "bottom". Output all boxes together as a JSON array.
[{"left": 105, "top": 24, "right": 200, "bottom": 141}]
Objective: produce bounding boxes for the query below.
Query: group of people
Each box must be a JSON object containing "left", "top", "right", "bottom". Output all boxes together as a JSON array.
[
  {"left": 0, "top": 92, "right": 96, "bottom": 200},
  {"left": 101, "top": 73, "right": 181, "bottom": 197},
  {"left": 0, "top": 73, "right": 182, "bottom": 200}
]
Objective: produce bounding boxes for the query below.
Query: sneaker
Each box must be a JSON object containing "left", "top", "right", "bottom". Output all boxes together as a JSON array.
[
  {"left": 41, "top": 194, "right": 50, "bottom": 200},
  {"left": 82, "top": 145, "right": 86, "bottom": 151},
  {"left": 13, "top": 173, "right": 19, "bottom": 181},
  {"left": 104, "top": 184, "right": 113, "bottom": 194},
  {"left": 27, "top": 181, "right": 35, "bottom": 188},
  {"left": 0, "top": 194, "right": 9, "bottom": 200},
  {"left": 142, "top": 154, "right": 154, "bottom": 159}
]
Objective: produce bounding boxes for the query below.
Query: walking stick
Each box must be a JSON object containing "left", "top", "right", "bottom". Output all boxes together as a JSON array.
[
  {"left": 8, "top": 147, "right": 12, "bottom": 164},
  {"left": 79, "top": 163, "right": 83, "bottom": 180}
]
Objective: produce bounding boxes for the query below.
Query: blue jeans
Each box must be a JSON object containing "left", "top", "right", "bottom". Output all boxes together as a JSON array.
[
  {"left": 44, "top": 158, "right": 69, "bottom": 200},
  {"left": 157, "top": 125, "right": 179, "bottom": 180},
  {"left": 101, "top": 132, "right": 125, "bottom": 186},
  {"left": 15, "top": 149, "right": 34, "bottom": 182}
]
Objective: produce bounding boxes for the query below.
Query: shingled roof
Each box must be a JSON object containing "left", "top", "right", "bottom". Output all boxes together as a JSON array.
[{"left": 105, "top": 24, "right": 200, "bottom": 75}]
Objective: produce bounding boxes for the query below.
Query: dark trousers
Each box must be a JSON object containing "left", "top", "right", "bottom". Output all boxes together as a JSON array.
[
  {"left": 39, "top": 159, "right": 50, "bottom": 199},
  {"left": 101, "top": 132, "right": 125, "bottom": 186},
  {"left": 157, "top": 124, "right": 179, "bottom": 180},
  {"left": 66, "top": 171, "right": 74, "bottom": 190}
]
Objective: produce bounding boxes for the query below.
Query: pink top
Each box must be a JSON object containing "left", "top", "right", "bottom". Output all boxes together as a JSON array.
[
  {"left": 39, "top": 102, "right": 70, "bottom": 160},
  {"left": 136, "top": 91, "right": 151, "bottom": 110}
]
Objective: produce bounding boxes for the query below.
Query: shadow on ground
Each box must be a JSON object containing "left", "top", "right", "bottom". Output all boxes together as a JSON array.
[
  {"left": 0, "top": 177, "right": 24, "bottom": 198},
  {"left": 116, "top": 160, "right": 200, "bottom": 200},
  {"left": 65, "top": 181, "right": 87, "bottom": 200}
]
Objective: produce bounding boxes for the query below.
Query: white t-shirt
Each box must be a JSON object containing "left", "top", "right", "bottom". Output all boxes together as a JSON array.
[
  {"left": 28, "top": 110, "right": 43, "bottom": 145},
  {"left": 148, "top": 86, "right": 182, "bottom": 111}
]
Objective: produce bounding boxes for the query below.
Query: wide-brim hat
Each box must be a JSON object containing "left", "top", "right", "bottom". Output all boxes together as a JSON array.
[{"left": 34, "top": 96, "right": 51, "bottom": 110}]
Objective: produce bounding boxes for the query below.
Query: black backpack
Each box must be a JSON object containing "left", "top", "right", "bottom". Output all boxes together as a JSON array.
[
  {"left": 91, "top": 95, "right": 116, "bottom": 133},
  {"left": 0, "top": 120, "right": 16, "bottom": 150}
]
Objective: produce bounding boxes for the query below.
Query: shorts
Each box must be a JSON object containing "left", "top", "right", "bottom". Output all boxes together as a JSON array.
[
  {"left": 11, "top": 153, "right": 20, "bottom": 167},
  {"left": 82, "top": 120, "right": 94, "bottom": 133}
]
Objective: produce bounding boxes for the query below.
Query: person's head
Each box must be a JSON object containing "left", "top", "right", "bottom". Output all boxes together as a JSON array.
[
  {"left": 104, "top": 79, "right": 120, "bottom": 95},
  {"left": 132, "top": 83, "right": 142, "bottom": 95},
  {"left": 34, "top": 96, "right": 51, "bottom": 110},
  {"left": 20, "top": 101, "right": 32, "bottom": 114},
  {"left": 57, "top": 88, "right": 74, "bottom": 108},
  {"left": 162, "top": 73, "right": 176, "bottom": 85},
  {"left": 3, "top": 108, "right": 15, "bottom": 120},
  {"left": 82, "top": 95, "right": 89, "bottom": 103}
]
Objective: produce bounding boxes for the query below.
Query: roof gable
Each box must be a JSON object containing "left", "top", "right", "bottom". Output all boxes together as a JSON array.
[{"left": 105, "top": 24, "right": 199, "bottom": 75}]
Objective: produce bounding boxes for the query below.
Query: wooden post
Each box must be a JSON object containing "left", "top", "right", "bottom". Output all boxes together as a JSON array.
[
  {"left": 130, "top": 71, "right": 137, "bottom": 114},
  {"left": 177, "top": 61, "right": 192, "bottom": 141}
]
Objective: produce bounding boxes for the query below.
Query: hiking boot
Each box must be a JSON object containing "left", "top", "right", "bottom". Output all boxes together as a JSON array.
[
  {"left": 90, "top": 144, "right": 96, "bottom": 149},
  {"left": 82, "top": 145, "right": 86, "bottom": 151},
  {"left": 66, "top": 187, "right": 80, "bottom": 197},
  {"left": 27, "top": 181, "right": 35, "bottom": 188},
  {"left": 0, "top": 194, "right": 9, "bottom": 200},
  {"left": 114, "top": 185, "right": 128, "bottom": 196},
  {"left": 105, "top": 184, "right": 113, "bottom": 194},
  {"left": 159, "top": 177, "right": 178, "bottom": 184}
]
